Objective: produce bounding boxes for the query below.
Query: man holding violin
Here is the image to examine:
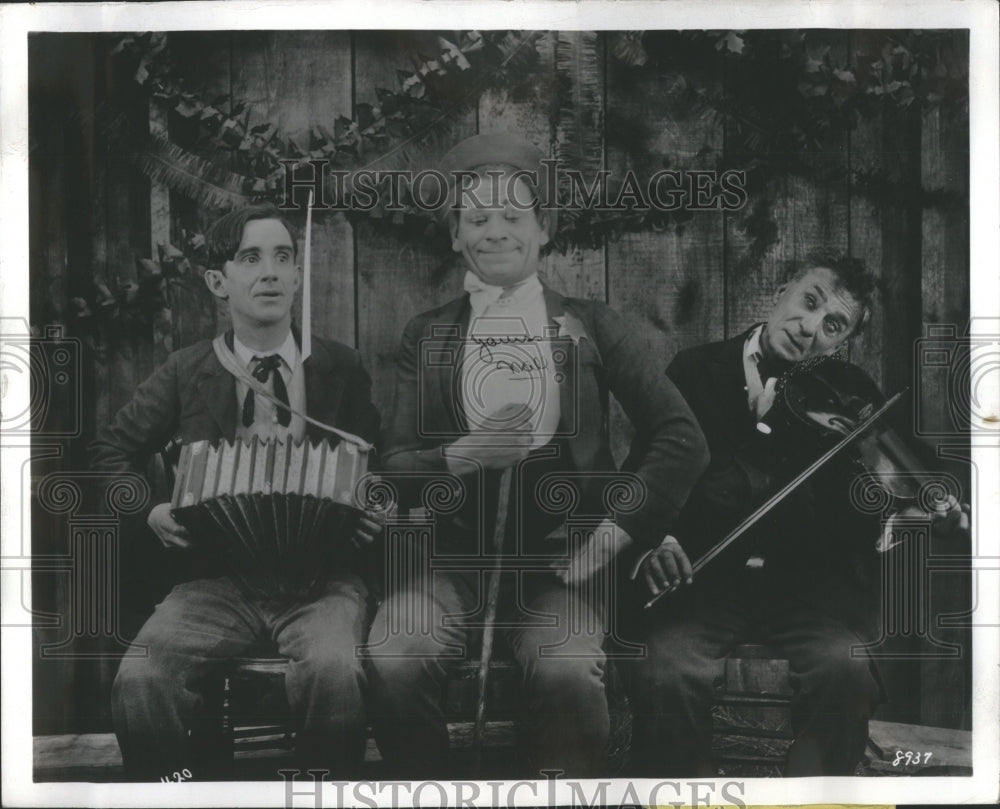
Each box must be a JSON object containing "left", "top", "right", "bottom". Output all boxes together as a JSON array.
[{"left": 627, "top": 251, "right": 970, "bottom": 776}]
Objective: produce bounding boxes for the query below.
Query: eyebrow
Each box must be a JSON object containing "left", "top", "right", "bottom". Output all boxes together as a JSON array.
[
  {"left": 234, "top": 245, "right": 293, "bottom": 258},
  {"left": 812, "top": 283, "right": 857, "bottom": 326}
]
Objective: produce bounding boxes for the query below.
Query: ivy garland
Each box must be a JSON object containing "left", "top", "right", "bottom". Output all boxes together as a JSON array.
[
  {"left": 68, "top": 30, "right": 544, "bottom": 348},
  {"left": 114, "top": 30, "right": 545, "bottom": 208},
  {"left": 65, "top": 232, "right": 215, "bottom": 359},
  {"left": 117, "top": 30, "right": 967, "bottom": 236},
  {"left": 72, "top": 29, "right": 967, "bottom": 349}
]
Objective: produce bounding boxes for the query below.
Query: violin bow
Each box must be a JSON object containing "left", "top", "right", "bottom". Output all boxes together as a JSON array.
[
  {"left": 644, "top": 389, "right": 905, "bottom": 610},
  {"left": 301, "top": 189, "right": 313, "bottom": 362}
]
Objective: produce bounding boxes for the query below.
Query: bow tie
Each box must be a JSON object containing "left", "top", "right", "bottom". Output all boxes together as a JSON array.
[
  {"left": 242, "top": 354, "right": 291, "bottom": 427},
  {"left": 756, "top": 354, "right": 791, "bottom": 383},
  {"left": 463, "top": 271, "right": 542, "bottom": 315}
]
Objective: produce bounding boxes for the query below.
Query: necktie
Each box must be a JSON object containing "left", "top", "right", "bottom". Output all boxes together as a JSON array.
[
  {"left": 756, "top": 354, "right": 790, "bottom": 384},
  {"left": 242, "top": 354, "right": 291, "bottom": 427}
]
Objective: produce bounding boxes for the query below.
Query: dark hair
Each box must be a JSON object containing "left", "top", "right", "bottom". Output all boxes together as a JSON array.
[
  {"left": 205, "top": 204, "right": 299, "bottom": 271},
  {"left": 791, "top": 249, "right": 878, "bottom": 336}
]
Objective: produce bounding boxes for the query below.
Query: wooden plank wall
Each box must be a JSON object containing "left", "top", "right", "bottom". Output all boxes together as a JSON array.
[{"left": 29, "top": 31, "right": 971, "bottom": 735}]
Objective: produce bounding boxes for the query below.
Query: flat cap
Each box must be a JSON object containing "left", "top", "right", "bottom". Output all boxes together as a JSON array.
[{"left": 437, "top": 132, "right": 558, "bottom": 233}]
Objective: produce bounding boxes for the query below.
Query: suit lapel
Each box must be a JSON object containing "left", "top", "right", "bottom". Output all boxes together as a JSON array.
[
  {"left": 542, "top": 286, "right": 600, "bottom": 468},
  {"left": 303, "top": 338, "right": 347, "bottom": 440},
  {"left": 195, "top": 336, "right": 239, "bottom": 442},
  {"left": 707, "top": 328, "right": 759, "bottom": 436},
  {"left": 541, "top": 287, "right": 575, "bottom": 436},
  {"left": 433, "top": 295, "right": 471, "bottom": 434}
]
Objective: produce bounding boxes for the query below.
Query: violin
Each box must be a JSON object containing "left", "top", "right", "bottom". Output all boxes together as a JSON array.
[
  {"left": 644, "top": 356, "right": 949, "bottom": 608},
  {"left": 756, "top": 357, "right": 934, "bottom": 501}
]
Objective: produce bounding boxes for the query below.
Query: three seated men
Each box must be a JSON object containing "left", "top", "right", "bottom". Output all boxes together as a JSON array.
[{"left": 96, "top": 133, "right": 967, "bottom": 780}]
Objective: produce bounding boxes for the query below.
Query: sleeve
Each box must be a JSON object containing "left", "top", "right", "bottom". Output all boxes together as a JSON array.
[
  {"left": 593, "top": 304, "right": 710, "bottom": 548},
  {"left": 88, "top": 352, "right": 182, "bottom": 535},
  {"left": 665, "top": 348, "right": 781, "bottom": 559},
  {"left": 89, "top": 352, "right": 181, "bottom": 478},
  {"left": 380, "top": 316, "right": 450, "bottom": 473},
  {"left": 378, "top": 317, "right": 455, "bottom": 511},
  {"left": 340, "top": 350, "right": 381, "bottom": 448}
]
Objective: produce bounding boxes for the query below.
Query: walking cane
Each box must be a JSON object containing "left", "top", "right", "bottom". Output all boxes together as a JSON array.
[{"left": 472, "top": 465, "right": 513, "bottom": 775}]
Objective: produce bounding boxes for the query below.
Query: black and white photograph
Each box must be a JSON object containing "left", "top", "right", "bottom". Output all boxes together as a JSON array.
[{"left": 2, "top": 1, "right": 997, "bottom": 806}]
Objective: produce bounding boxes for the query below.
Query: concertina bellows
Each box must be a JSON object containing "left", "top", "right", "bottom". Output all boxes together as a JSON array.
[{"left": 170, "top": 437, "right": 370, "bottom": 598}]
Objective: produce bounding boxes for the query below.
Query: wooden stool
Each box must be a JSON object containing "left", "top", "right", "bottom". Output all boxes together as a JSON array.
[
  {"left": 711, "top": 643, "right": 793, "bottom": 774},
  {"left": 191, "top": 656, "right": 294, "bottom": 779},
  {"left": 197, "top": 646, "right": 631, "bottom": 778}
]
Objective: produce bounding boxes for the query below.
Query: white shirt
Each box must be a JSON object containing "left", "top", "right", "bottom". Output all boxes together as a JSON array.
[
  {"left": 461, "top": 272, "right": 561, "bottom": 449},
  {"left": 233, "top": 331, "right": 306, "bottom": 442},
  {"left": 742, "top": 324, "right": 775, "bottom": 420}
]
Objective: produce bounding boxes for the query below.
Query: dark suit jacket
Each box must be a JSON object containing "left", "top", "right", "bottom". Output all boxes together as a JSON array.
[
  {"left": 91, "top": 331, "right": 380, "bottom": 515},
  {"left": 381, "top": 284, "right": 709, "bottom": 549},
  {"left": 664, "top": 330, "right": 882, "bottom": 637}
]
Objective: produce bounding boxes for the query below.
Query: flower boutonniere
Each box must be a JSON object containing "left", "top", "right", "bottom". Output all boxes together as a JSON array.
[{"left": 553, "top": 312, "right": 589, "bottom": 345}]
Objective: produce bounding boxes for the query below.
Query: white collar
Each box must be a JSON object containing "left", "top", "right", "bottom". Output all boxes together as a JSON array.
[
  {"left": 232, "top": 331, "right": 299, "bottom": 371},
  {"left": 464, "top": 271, "right": 544, "bottom": 316},
  {"left": 744, "top": 323, "right": 765, "bottom": 364}
]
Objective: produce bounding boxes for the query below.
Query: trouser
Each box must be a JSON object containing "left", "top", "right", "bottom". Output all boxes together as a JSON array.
[
  {"left": 112, "top": 572, "right": 371, "bottom": 780},
  {"left": 629, "top": 581, "right": 881, "bottom": 777},
  {"left": 365, "top": 566, "right": 611, "bottom": 779}
]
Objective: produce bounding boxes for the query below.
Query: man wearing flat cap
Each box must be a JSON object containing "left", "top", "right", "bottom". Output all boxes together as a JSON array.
[{"left": 365, "top": 132, "right": 709, "bottom": 777}]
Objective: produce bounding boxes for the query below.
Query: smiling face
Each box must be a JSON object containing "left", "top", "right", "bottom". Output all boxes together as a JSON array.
[
  {"left": 760, "top": 266, "right": 864, "bottom": 363},
  {"left": 204, "top": 218, "right": 301, "bottom": 337},
  {"left": 451, "top": 173, "right": 550, "bottom": 287}
]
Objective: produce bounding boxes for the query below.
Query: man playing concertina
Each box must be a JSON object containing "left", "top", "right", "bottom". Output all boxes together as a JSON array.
[
  {"left": 627, "top": 253, "right": 970, "bottom": 776},
  {"left": 366, "top": 132, "right": 709, "bottom": 779},
  {"left": 91, "top": 204, "right": 381, "bottom": 779}
]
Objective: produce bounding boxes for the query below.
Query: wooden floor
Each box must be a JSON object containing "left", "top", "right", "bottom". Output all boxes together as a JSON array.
[
  {"left": 32, "top": 720, "right": 972, "bottom": 782},
  {"left": 33, "top": 722, "right": 519, "bottom": 782}
]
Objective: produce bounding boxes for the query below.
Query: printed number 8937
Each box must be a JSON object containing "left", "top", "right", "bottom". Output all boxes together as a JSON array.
[{"left": 892, "top": 751, "right": 932, "bottom": 767}]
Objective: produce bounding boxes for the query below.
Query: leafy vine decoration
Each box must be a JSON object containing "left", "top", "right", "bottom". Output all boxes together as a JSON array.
[{"left": 68, "top": 29, "right": 966, "bottom": 349}]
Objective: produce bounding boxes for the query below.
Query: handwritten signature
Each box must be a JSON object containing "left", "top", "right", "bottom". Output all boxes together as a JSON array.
[{"left": 471, "top": 334, "right": 544, "bottom": 363}]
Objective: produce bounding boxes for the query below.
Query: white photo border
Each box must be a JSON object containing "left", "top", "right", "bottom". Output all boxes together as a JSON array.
[{"left": 2, "top": 1, "right": 997, "bottom": 806}]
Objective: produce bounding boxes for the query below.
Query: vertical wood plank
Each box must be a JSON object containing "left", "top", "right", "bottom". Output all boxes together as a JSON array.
[
  {"left": 353, "top": 32, "right": 477, "bottom": 416},
  {"left": 606, "top": 38, "right": 726, "bottom": 464},
  {"left": 149, "top": 105, "right": 172, "bottom": 255},
  {"left": 97, "top": 35, "right": 156, "bottom": 722},
  {"left": 103, "top": 35, "right": 154, "bottom": 414},
  {"left": 163, "top": 31, "right": 233, "bottom": 241},
  {"left": 919, "top": 104, "right": 970, "bottom": 433},
  {"left": 164, "top": 32, "right": 234, "bottom": 342},
  {"left": 726, "top": 34, "right": 850, "bottom": 340},
  {"left": 479, "top": 32, "right": 606, "bottom": 302},
  {"left": 918, "top": 36, "right": 971, "bottom": 729},
  {"left": 847, "top": 44, "right": 887, "bottom": 392},
  {"left": 850, "top": 105, "right": 924, "bottom": 400},
  {"left": 29, "top": 33, "right": 89, "bottom": 736},
  {"left": 872, "top": 104, "right": 924, "bottom": 401},
  {"left": 848, "top": 34, "right": 936, "bottom": 727},
  {"left": 230, "top": 31, "right": 356, "bottom": 347}
]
